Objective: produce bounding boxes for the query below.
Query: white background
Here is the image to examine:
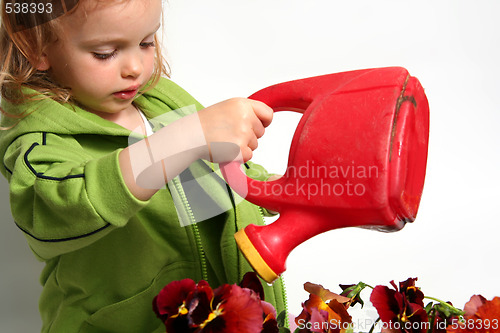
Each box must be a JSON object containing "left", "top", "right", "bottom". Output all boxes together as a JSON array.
[{"left": 1, "top": 0, "right": 499, "bottom": 330}]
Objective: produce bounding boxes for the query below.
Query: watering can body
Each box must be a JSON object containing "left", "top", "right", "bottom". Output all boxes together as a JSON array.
[{"left": 220, "top": 67, "right": 429, "bottom": 283}]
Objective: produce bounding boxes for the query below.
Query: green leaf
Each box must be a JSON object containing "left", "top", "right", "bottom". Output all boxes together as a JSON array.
[
  {"left": 277, "top": 310, "right": 288, "bottom": 328},
  {"left": 344, "top": 323, "right": 354, "bottom": 333},
  {"left": 340, "top": 282, "right": 367, "bottom": 308},
  {"left": 279, "top": 327, "right": 291, "bottom": 333},
  {"left": 437, "top": 303, "right": 452, "bottom": 317},
  {"left": 425, "top": 301, "right": 434, "bottom": 313},
  {"left": 434, "top": 302, "right": 464, "bottom": 317}
]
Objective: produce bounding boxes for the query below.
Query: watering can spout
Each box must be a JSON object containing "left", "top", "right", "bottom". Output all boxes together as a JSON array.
[{"left": 220, "top": 67, "right": 429, "bottom": 283}]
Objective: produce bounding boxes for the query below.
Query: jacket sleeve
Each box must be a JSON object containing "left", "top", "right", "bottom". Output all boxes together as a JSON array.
[{"left": 3, "top": 132, "right": 150, "bottom": 260}]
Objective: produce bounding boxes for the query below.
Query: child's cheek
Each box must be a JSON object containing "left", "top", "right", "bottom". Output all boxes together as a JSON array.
[
  {"left": 77, "top": 61, "right": 115, "bottom": 90},
  {"left": 140, "top": 51, "right": 154, "bottom": 78}
]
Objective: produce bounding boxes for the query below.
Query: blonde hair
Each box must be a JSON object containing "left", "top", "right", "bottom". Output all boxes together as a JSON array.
[{"left": 0, "top": 0, "right": 170, "bottom": 119}]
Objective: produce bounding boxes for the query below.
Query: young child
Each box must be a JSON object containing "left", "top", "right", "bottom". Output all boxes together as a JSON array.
[{"left": 0, "top": 0, "right": 286, "bottom": 332}]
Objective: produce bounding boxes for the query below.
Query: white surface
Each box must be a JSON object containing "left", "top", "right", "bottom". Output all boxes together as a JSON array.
[
  {"left": 163, "top": 0, "right": 500, "bottom": 319},
  {"left": 1, "top": 0, "right": 499, "bottom": 330}
]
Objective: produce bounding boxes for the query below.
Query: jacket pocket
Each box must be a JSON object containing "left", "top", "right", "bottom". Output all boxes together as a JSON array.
[{"left": 79, "top": 261, "right": 198, "bottom": 333}]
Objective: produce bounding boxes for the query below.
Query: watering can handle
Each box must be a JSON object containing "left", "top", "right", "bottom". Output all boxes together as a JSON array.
[
  {"left": 219, "top": 79, "right": 313, "bottom": 208},
  {"left": 219, "top": 158, "right": 284, "bottom": 210}
]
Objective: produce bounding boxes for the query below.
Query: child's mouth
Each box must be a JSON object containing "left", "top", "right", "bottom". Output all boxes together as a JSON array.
[{"left": 113, "top": 86, "right": 139, "bottom": 100}]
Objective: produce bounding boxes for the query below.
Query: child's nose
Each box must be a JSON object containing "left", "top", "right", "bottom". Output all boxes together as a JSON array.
[{"left": 121, "top": 53, "right": 143, "bottom": 78}]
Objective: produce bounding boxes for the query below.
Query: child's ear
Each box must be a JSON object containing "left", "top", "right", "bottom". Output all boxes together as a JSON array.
[{"left": 36, "top": 53, "right": 51, "bottom": 71}]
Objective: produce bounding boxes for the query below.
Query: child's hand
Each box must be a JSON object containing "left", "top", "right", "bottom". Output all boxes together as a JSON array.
[
  {"left": 120, "top": 98, "right": 272, "bottom": 200},
  {"left": 198, "top": 98, "right": 273, "bottom": 163}
]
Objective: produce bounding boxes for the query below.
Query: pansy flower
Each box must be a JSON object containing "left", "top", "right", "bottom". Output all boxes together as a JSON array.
[
  {"left": 370, "top": 278, "right": 428, "bottom": 333},
  {"left": 295, "top": 282, "right": 352, "bottom": 333},
  {"left": 153, "top": 272, "right": 279, "bottom": 333},
  {"left": 153, "top": 278, "right": 197, "bottom": 331},
  {"left": 446, "top": 295, "right": 500, "bottom": 333}
]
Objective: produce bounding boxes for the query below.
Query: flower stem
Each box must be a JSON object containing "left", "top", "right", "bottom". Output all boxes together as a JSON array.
[
  {"left": 368, "top": 317, "right": 380, "bottom": 333},
  {"left": 424, "top": 296, "right": 465, "bottom": 315},
  {"left": 427, "top": 308, "right": 436, "bottom": 333}
]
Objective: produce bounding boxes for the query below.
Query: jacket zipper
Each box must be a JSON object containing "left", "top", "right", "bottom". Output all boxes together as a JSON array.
[
  {"left": 258, "top": 206, "right": 289, "bottom": 327},
  {"left": 171, "top": 177, "right": 208, "bottom": 282},
  {"left": 172, "top": 172, "right": 288, "bottom": 324}
]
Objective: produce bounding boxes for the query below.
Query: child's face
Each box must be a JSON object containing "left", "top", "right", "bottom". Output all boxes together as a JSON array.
[{"left": 41, "top": 0, "right": 162, "bottom": 114}]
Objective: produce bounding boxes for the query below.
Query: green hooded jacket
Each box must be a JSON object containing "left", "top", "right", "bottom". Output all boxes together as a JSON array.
[{"left": 0, "top": 78, "right": 286, "bottom": 333}]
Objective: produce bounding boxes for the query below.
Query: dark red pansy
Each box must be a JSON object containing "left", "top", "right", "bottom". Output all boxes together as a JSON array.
[
  {"left": 164, "top": 315, "right": 193, "bottom": 333},
  {"left": 154, "top": 275, "right": 276, "bottom": 333},
  {"left": 261, "top": 301, "right": 279, "bottom": 333},
  {"left": 186, "top": 280, "right": 215, "bottom": 327},
  {"left": 153, "top": 278, "right": 197, "bottom": 320},
  {"left": 221, "top": 284, "right": 265, "bottom": 333},
  {"left": 240, "top": 271, "right": 265, "bottom": 300},
  {"left": 370, "top": 278, "right": 428, "bottom": 333},
  {"left": 262, "top": 318, "right": 280, "bottom": 333},
  {"left": 370, "top": 285, "right": 403, "bottom": 323},
  {"left": 399, "top": 278, "right": 424, "bottom": 307}
]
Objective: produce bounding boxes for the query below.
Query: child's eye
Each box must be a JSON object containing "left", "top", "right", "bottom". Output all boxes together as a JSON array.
[
  {"left": 92, "top": 50, "right": 118, "bottom": 61},
  {"left": 140, "top": 41, "right": 156, "bottom": 48}
]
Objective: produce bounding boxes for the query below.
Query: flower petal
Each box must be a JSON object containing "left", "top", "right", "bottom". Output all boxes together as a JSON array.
[
  {"left": 165, "top": 315, "right": 193, "bottom": 333},
  {"left": 198, "top": 316, "right": 226, "bottom": 333},
  {"left": 370, "top": 285, "right": 403, "bottom": 323},
  {"left": 304, "top": 294, "right": 331, "bottom": 314},
  {"left": 212, "top": 283, "right": 232, "bottom": 308},
  {"left": 407, "top": 302, "right": 428, "bottom": 326},
  {"left": 399, "top": 278, "right": 418, "bottom": 293},
  {"left": 447, "top": 296, "right": 500, "bottom": 333},
  {"left": 186, "top": 281, "right": 215, "bottom": 327},
  {"left": 399, "top": 278, "right": 424, "bottom": 307},
  {"left": 304, "top": 282, "right": 351, "bottom": 304},
  {"left": 262, "top": 318, "right": 280, "bottom": 333},
  {"left": 475, "top": 296, "right": 500, "bottom": 322},
  {"left": 261, "top": 300, "right": 278, "bottom": 321},
  {"left": 153, "top": 279, "right": 196, "bottom": 318},
  {"left": 295, "top": 304, "right": 311, "bottom": 329},
  {"left": 208, "top": 284, "right": 264, "bottom": 333},
  {"left": 239, "top": 272, "right": 265, "bottom": 301},
  {"left": 309, "top": 307, "right": 329, "bottom": 333},
  {"left": 463, "top": 294, "right": 487, "bottom": 317},
  {"left": 328, "top": 299, "right": 352, "bottom": 324}
]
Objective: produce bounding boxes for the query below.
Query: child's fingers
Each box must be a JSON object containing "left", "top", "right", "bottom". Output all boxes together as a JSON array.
[
  {"left": 267, "top": 174, "right": 282, "bottom": 181},
  {"left": 249, "top": 99, "right": 273, "bottom": 128},
  {"left": 241, "top": 146, "right": 253, "bottom": 162},
  {"left": 248, "top": 134, "right": 258, "bottom": 151},
  {"left": 251, "top": 116, "right": 266, "bottom": 139}
]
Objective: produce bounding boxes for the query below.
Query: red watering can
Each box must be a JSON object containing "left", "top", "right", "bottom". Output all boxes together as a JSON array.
[{"left": 220, "top": 67, "right": 429, "bottom": 283}]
